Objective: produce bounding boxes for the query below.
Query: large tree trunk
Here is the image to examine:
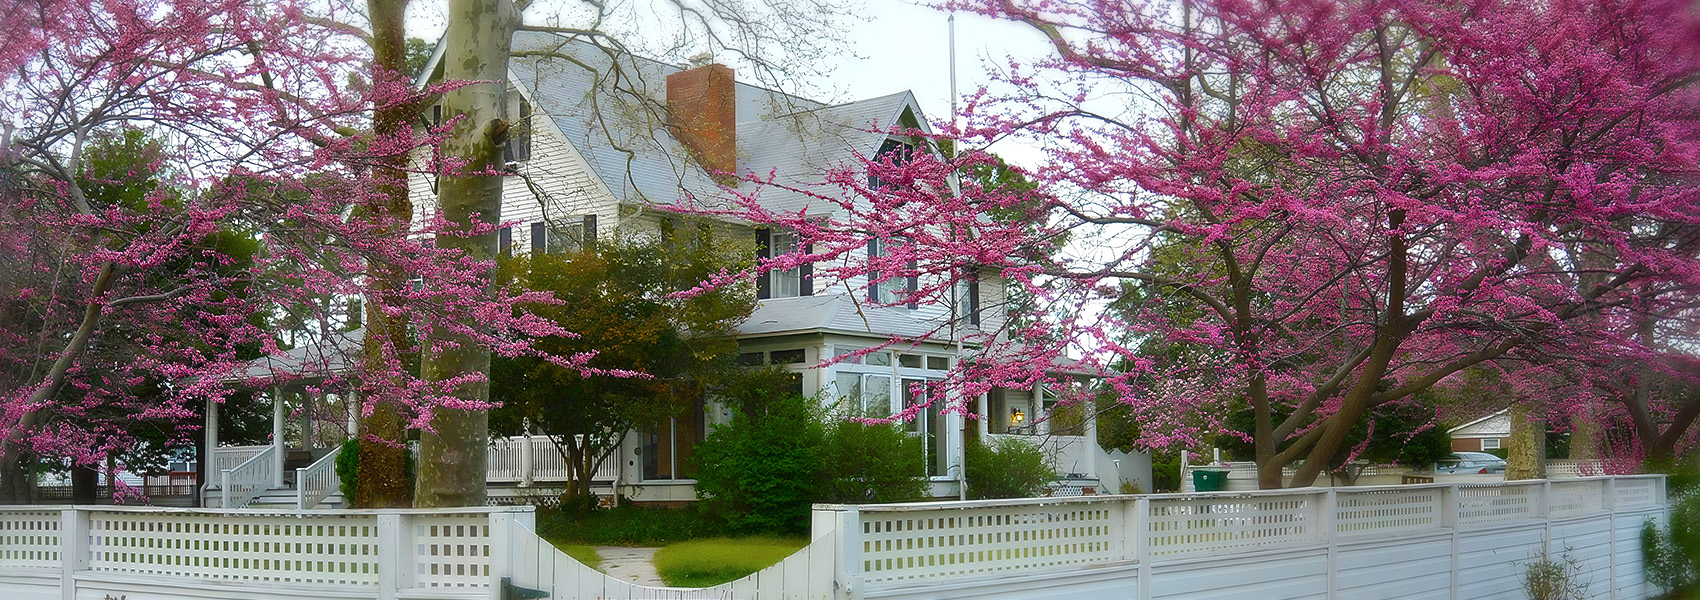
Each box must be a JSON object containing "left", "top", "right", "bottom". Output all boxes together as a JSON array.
[
  {"left": 352, "top": 0, "right": 415, "bottom": 510},
  {"left": 413, "top": 0, "right": 516, "bottom": 507},
  {"left": 71, "top": 464, "right": 99, "bottom": 504},
  {"left": 1505, "top": 403, "right": 1545, "bottom": 480}
]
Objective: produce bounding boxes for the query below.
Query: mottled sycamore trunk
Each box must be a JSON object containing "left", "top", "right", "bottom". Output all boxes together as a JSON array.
[
  {"left": 1505, "top": 403, "right": 1545, "bottom": 480},
  {"left": 414, "top": 0, "right": 516, "bottom": 507},
  {"left": 1569, "top": 410, "right": 1599, "bottom": 461},
  {"left": 353, "top": 0, "right": 415, "bottom": 509}
]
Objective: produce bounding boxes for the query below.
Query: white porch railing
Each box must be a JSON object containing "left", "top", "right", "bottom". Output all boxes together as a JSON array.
[
  {"left": 218, "top": 445, "right": 274, "bottom": 509},
  {"left": 205, "top": 445, "right": 270, "bottom": 488},
  {"left": 485, "top": 435, "right": 617, "bottom": 484},
  {"left": 295, "top": 445, "right": 341, "bottom": 510}
]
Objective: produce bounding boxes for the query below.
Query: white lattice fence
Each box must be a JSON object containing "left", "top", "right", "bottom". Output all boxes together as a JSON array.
[
  {"left": 1614, "top": 477, "right": 1661, "bottom": 508},
  {"left": 0, "top": 509, "right": 60, "bottom": 570},
  {"left": 1334, "top": 487, "right": 1444, "bottom": 536},
  {"left": 856, "top": 500, "right": 1119, "bottom": 585},
  {"left": 413, "top": 514, "right": 491, "bottom": 589},
  {"left": 1455, "top": 482, "right": 1541, "bottom": 527},
  {"left": 1548, "top": 479, "right": 1606, "bottom": 519},
  {"left": 87, "top": 510, "right": 382, "bottom": 586},
  {"left": 1145, "top": 492, "right": 1319, "bottom": 557}
]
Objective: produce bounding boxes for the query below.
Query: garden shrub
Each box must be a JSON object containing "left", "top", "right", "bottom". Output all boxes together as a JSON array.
[
  {"left": 964, "top": 436, "right": 1055, "bottom": 499},
  {"left": 535, "top": 504, "right": 727, "bottom": 546},
  {"left": 690, "top": 391, "right": 823, "bottom": 534},
  {"left": 1643, "top": 460, "right": 1699, "bottom": 595},
  {"left": 335, "top": 438, "right": 359, "bottom": 500},
  {"left": 817, "top": 420, "right": 926, "bottom": 504}
]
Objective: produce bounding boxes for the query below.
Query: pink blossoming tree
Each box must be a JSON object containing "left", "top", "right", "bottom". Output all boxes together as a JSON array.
[
  {"left": 712, "top": 0, "right": 1700, "bottom": 487},
  {"left": 0, "top": 0, "right": 588, "bottom": 502}
]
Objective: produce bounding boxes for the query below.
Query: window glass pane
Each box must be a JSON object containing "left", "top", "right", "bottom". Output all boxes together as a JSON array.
[
  {"left": 770, "top": 232, "right": 801, "bottom": 298},
  {"left": 864, "top": 375, "right": 891, "bottom": 417},
  {"left": 835, "top": 372, "right": 861, "bottom": 409},
  {"left": 865, "top": 352, "right": 891, "bottom": 366},
  {"left": 832, "top": 346, "right": 862, "bottom": 364},
  {"left": 926, "top": 356, "right": 949, "bottom": 370},
  {"left": 770, "top": 349, "right": 806, "bottom": 364},
  {"left": 898, "top": 354, "right": 923, "bottom": 369},
  {"left": 734, "top": 352, "right": 764, "bottom": 366}
]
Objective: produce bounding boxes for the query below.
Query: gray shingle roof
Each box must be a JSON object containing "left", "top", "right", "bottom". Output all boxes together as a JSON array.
[
  {"left": 509, "top": 32, "right": 923, "bottom": 214},
  {"left": 739, "top": 295, "right": 970, "bottom": 342}
]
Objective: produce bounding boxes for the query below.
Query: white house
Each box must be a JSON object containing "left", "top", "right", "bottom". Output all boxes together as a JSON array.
[{"left": 195, "top": 32, "right": 1148, "bottom": 508}]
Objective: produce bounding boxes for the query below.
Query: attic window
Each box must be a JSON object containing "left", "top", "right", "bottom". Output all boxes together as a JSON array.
[{"left": 868, "top": 138, "right": 914, "bottom": 190}]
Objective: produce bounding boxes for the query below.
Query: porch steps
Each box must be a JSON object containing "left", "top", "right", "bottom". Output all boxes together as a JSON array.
[{"left": 202, "top": 487, "right": 345, "bottom": 510}]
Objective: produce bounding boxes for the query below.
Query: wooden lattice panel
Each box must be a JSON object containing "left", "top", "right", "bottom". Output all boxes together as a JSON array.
[
  {"left": 413, "top": 515, "right": 490, "bottom": 588},
  {"left": 857, "top": 503, "right": 1117, "bottom": 584},
  {"left": 0, "top": 510, "right": 61, "bottom": 570},
  {"left": 87, "top": 511, "right": 380, "bottom": 586},
  {"left": 1547, "top": 480, "right": 1604, "bottom": 519},
  {"left": 1146, "top": 494, "right": 1315, "bottom": 558},
  {"left": 1455, "top": 483, "right": 1538, "bottom": 527},
  {"left": 1334, "top": 488, "right": 1443, "bottom": 536}
]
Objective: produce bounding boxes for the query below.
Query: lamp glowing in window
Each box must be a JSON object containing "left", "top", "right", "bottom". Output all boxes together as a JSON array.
[{"left": 1011, "top": 408, "right": 1025, "bottom": 424}]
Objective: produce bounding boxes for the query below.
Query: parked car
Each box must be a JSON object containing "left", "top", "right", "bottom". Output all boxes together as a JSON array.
[{"left": 1435, "top": 452, "right": 1506, "bottom": 474}]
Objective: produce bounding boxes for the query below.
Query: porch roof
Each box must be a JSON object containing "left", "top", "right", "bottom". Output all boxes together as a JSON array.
[{"left": 223, "top": 329, "right": 362, "bottom": 385}]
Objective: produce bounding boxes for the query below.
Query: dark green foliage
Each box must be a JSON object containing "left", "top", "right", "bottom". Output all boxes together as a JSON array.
[
  {"left": 691, "top": 390, "right": 823, "bottom": 534},
  {"left": 1643, "top": 460, "right": 1700, "bottom": 595},
  {"left": 816, "top": 421, "right": 927, "bottom": 504},
  {"left": 535, "top": 504, "right": 727, "bottom": 546},
  {"left": 336, "top": 438, "right": 360, "bottom": 500},
  {"left": 1149, "top": 450, "right": 1182, "bottom": 493},
  {"left": 964, "top": 436, "right": 1055, "bottom": 500}
]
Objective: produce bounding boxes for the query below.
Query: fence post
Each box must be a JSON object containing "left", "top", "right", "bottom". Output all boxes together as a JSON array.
[
  {"left": 1321, "top": 489, "right": 1337, "bottom": 599},
  {"left": 377, "top": 512, "right": 411, "bottom": 600},
  {"left": 489, "top": 510, "right": 512, "bottom": 590},
  {"left": 838, "top": 507, "right": 862, "bottom": 600},
  {"left": 1444, "top": 484, "right": 1460, "bottom": 599},
  {"left": 1605, "top": 478, "right": 1618, "bottom": 600},
  {"left": 1134, "top": 497, "right": 1151, "bottom": 600},
  {"left": 1539, "top": 481, "right": 1553, "bottom": 557},
  {"left": 58, "top": 507, "right": 88, "bottom": 600}
]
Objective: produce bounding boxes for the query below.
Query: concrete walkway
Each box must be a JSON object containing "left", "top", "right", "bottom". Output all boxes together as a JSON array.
[{"left": 592, "top": 546, "right": 666, "bottom": 587}]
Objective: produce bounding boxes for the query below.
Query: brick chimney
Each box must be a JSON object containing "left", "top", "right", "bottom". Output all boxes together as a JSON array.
[{"left": 665, "top": 62, "right": 737, "bottom": 180}]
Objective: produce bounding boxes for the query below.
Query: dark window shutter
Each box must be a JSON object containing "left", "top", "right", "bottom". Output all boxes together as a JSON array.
[
  {"left": 906, "top": 255, "right": 919, "bottom": 310},
  {"left": 866, "top": 239, "right": 880, "bottom": 303},
  {"left": 499, "top": 226, "right": 512, "bottom": 256},
  {"left": 799, "top": 243, "right": 814, "bottom": 296},
  {"left": 755, "top": 228, "right": 772, "bottom": 300},
  {"left": 968, "top": 266, "right": 981, "bottom": 325},
  {"left": 583, "top": 214, "right": 597, "bottom": 248},
  {"left": 531, "top": 222, "right": 546, "bottom": 254},
  {"left": 517, "top": 100, "right": 532, "bottom": 161}
]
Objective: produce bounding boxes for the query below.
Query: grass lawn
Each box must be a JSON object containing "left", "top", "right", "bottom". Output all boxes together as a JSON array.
[
  {"left": 554, "top": 542, "right": 601, "bottom": 570},
  {"left": 653, "top": 536, "right": 808, "bottom": 588}
]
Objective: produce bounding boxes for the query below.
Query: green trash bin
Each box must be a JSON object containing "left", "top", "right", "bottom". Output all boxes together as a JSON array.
[{"left": 1192, "top": 469, "right": 1228, "bottom": 492}]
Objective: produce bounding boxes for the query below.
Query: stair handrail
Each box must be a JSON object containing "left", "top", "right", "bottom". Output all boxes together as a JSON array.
[
  {"left": 219, "top": 445, "right": 275, "bottom": 509},
  {"left": 295, "top": 446, "right": 341, "bottom": 510}
]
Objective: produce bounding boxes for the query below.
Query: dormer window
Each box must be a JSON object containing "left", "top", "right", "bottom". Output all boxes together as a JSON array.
[
  {"left": 867, "top": 236, "right": 916, "bottom": 308},
  {"left": 868, "top": 139, "right": 914, "bottom": 190}
]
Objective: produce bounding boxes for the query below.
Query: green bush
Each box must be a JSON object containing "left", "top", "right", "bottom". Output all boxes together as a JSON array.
[
  {"left": 535, "top": 504, "right": 727, "bottom": 546},
  {"left": 1643, "top": 462, "right": 1700, "bottom": 595},
  {"left": 653, "top": 536, "right": 807, "bottom": 587},
  {"left": 1149, "top": 450, "right": 1182, "bottom": 493},
  {"left": 335, "top": 438, "right": 359, "bottom": 500},
  {"left": 964, "top": 436, "right": 1055, "bottom": 499},
  {"left": 690, "top": 392, "right": 823, "bottom": 534},
  {"left": 816, "top": 420, "right": 927, "bottom": 504}
]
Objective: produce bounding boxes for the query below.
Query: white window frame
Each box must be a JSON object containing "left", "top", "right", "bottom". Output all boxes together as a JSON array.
[
  {"left": 1480, "top": 438, "right": 1501, "bottom": 451},
  {"left": 769, "top": 230, "right": 802, "bottom": 298}
]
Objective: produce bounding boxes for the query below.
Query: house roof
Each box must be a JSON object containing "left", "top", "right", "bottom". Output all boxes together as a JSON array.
[
  {"left": 224, "top": 329, "right": 363, "bottom": 384},
  {"left": 507, "top": 31, "right": 929, "bottom": 215},
  {"left": 738, "top": 295, "right": 973, "bottom": 341},
  {"left": 1447, "top": 408, "right": 1511, "bottom": 437}
]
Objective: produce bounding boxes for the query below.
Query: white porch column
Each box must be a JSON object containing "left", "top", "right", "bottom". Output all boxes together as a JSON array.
[
  {"left": 204, "top": 396, "right": 218, "bottom": 467},
  {"left": 975, "top": 392, "right": 989, "bottom": 438},
  {"left": 1083, "top": 396, "right": 1098, "bottom": 481},
  {"left": 300, "top": 390, "right": 315, "bottom": 451},
  {"left": 272, "top": 385, "right": 285, "bottom": 488},
  {"left": 520, "top": 418, "right": 535, "bottom": 487},
  {"left": 346, "top": 389, "right": 359, "bottom": 439},
  {"left": 946, "top": 407, "right": 965, "bottom": 500},
  {"left": 1033, "top": 385, "right": 1047, "bottom": 435}
]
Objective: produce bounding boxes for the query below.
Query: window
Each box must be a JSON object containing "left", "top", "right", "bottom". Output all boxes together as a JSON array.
[
  {"left": 868, "top": 139, "right": 914, "bottom": 190},
  {"left": 1481, "top": 438, "right": 1501, "bottom": 450},
  {"left": 769, "top": 349, "right": 806, "bottom": 364},
  {"left": 867, "top": 237, "right": 915, "bottom": 307},
  {"left": 504, "top": 99, "right": 532, "bottom": 163},
  {"left": 836, "top": 372, "right": 892, "bottom": 417},
  {"left": 642, "top": 398, "right": 705, "bottom": 481},
  {"left": 530, "top": 215, "right": 598, "bottom": 254},
  {"left": 770, "top": 231, "right": 801, "bottom": 298},
  {"left": 898, "top": 353, "right": 923, "bottom": 369},
  {"left": 927, "top": 356, "right": 950, "bottom": 370},
  {"left": 756, "top": 228, "right": 811, "bottom": 299},
  {"left": 864, "top": 352, "right": 892, "bottom": 367},
  {"left": 734, "top": 352, "right": 764, "bottom": 366}
]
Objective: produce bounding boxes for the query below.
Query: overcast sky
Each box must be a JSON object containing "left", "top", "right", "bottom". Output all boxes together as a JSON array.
[{"left": 404, "top": 0, "right": 1056, "bottom": 164}]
